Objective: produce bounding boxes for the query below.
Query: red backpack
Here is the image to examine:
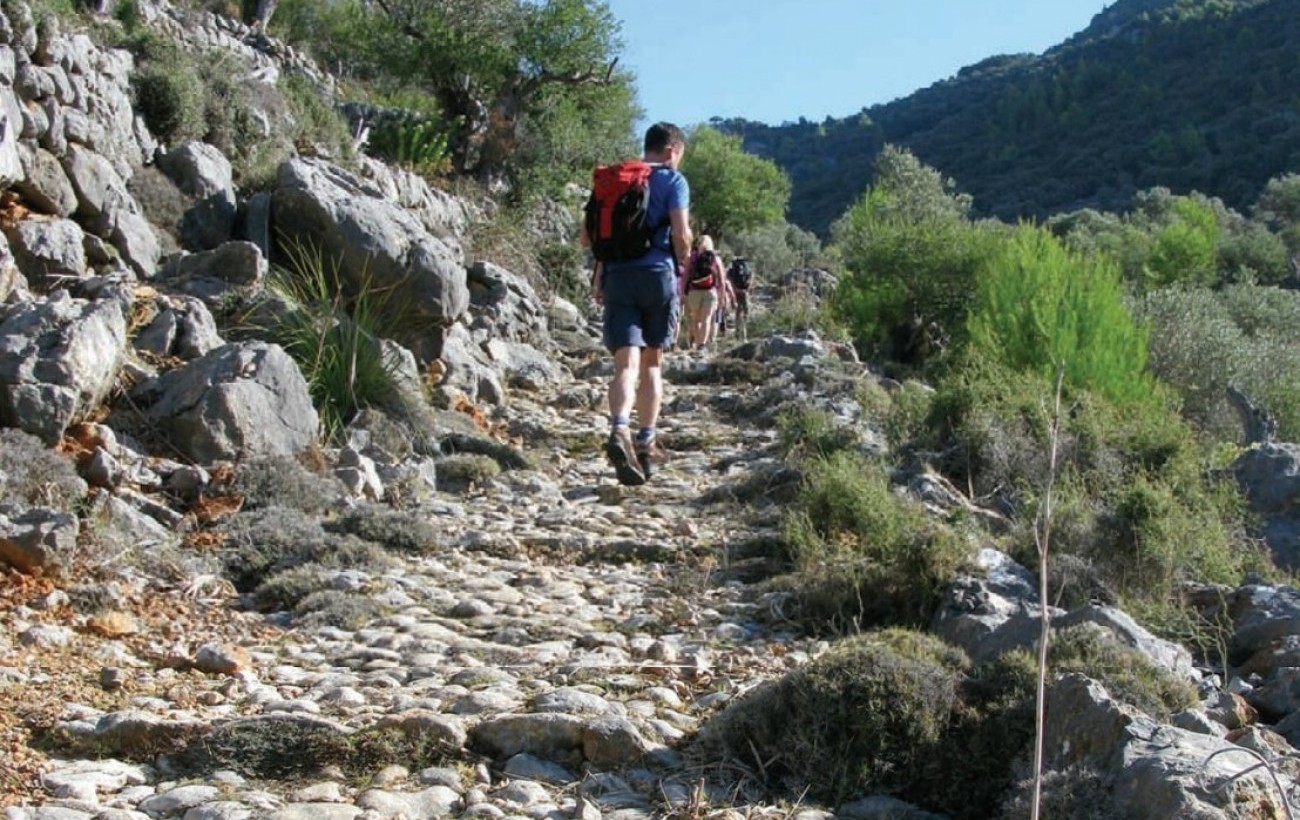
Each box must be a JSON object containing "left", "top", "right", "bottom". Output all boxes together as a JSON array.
[
  {"left": 584, "top": 161, "right": 668, "bottom": 264},
  {"left": 688, "top": 249, "right": 717, "bottom": 290}
]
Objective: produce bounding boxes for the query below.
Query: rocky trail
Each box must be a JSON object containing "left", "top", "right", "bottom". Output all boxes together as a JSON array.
[{"left": 0, "top": 340, "right": 829, "bottom": 820}]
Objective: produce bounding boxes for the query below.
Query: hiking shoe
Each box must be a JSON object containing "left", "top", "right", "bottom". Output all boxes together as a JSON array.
[
  {"left": 604, "top": 426, "right": 646, "bottom": 486},
  {"left": 636, "top": 436, "right": 669, "bottom": 479}
]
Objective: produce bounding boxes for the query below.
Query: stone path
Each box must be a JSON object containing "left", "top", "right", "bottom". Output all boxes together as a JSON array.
[{"left": 2, "top": 343, "right": 830, "bottom": 820}]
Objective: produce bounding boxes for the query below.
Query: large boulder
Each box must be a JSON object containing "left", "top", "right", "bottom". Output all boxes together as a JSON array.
[
  {"left": 3, "top": 215, "right": 87, "bottom": 290},
  {"left": 157, "top": 141, "right": 237, "bottom": 251},
  {"left": 270, "top": 158, "right": 469, "bottom": 362},
  {"left": 141, "top": 341, "right": 318, "bottom": 463},
  {"left": 1037, "top": 674, "right": 1293, "bottom": 819},
  {"left": 1230, "top": 442, "right": 1300, "bottom": 569},
  {"left": 61, "top": 144, "right": 160, "bottom": 277},
  {"left": 0, "top": 290, "right": 127, "bottom": 443}
]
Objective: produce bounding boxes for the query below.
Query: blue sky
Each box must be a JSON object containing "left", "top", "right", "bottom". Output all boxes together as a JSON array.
[{"left": 606, "top": 0, "right": 1113, "bottom": 128}]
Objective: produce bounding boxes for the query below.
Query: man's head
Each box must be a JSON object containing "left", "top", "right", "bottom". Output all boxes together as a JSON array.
[{"left": 645, "top": 122, "right": 686, "bottom": 167}]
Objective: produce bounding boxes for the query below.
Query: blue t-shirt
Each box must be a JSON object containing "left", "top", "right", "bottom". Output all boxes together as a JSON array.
[{"left": 604, "top": 166, "right": 689, "bottom": 274}]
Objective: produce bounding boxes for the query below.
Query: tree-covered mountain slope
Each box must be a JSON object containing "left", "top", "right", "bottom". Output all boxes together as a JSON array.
[{"left": 720, "top": 0, "right": 1300, "bottom": 236}]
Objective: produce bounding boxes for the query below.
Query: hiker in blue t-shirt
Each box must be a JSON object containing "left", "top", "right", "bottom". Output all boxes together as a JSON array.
[{"left": 581, "top": 122, "right": 691, "bottom": 486}]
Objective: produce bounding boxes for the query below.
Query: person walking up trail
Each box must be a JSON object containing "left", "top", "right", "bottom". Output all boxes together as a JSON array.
[
  {"left": 726, "top": 256, "right": 753, "bottom": 342},
  {"left": 684, "top": 235, "right": 725, "bottom": 349},
  {"left": 581, "top": 122, "right": 692, "bottom": 486}
]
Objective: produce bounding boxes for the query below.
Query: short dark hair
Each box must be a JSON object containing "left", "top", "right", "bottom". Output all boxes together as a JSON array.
[{"left": 645, "top": 122, "right": 685, "bottom": 154}]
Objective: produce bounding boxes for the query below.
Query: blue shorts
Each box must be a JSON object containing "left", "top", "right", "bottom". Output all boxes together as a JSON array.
[{"left": 602, "top": 264, "right": 679, "bottom": 352}]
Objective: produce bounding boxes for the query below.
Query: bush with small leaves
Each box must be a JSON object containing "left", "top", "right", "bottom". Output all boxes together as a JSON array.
[
  {"left": 776, "top": 404, "right": 859, "bottom": 463},
  {"left": 690, "top": 629, "right": 967, "bottom": 806},
  {"left": 996, "top": 765, "right": 1123, "bottom": 820},
  {"left": 295, "top": 590, "right": 387, "bottom": 630},
  {"left": 232, "top": 456, "right": 344, "bottom": 514},
  {"left": 1046, "top": 623, "right": 1198, "bottom": 721},
  {"left": 435, "top": 454, "right": 501, "bottom": 494},
  {"left": 0, "top": 428, "right": 87, "bottom": 508},
  {"left": 250, "top": 563, "right": 329, "bottom": 612},
  {"left": 1140, "top": 283, "right": 1300, "bottom": 441},
  {"left": 222, "top": 507, "right": 393, "bottom": 593},
  {"left": 325, "top": 505, "right": 438, "bottom": 554},
  {"left": 128, "top": 34, "right": 205, "bottom": 145},
  {"left": 780, "top": 451, "right": 970, "bottom": 631},
  {"left": 929, "top": 356, "right": 1266, "bottom": 606}
]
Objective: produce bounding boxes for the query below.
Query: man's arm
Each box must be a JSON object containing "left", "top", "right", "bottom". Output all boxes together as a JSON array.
[{"left": 669, "top": 207, "right": 692, "bottom": 271}]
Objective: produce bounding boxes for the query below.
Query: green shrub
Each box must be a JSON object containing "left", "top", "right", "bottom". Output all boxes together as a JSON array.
[
  {"left": 1045, "top": 624, "right": 1199, "bottom": 720},
  {"left": 917, "top": 649, "right": 1039, "bottom": 818},
  {"left": 829, "top": 146, "right": 1000, "bottom": 369},
  {"left": 1138, "top": 283, "right": 1300, "bottom": 441},
  {"left": 1097, "top": 470, "right": 1257, "bottom": 599},
  {"left": 222, "top": 507, "right": 393, "bottom": 593},
  {"left": 1143, "top": 196, "right": 1219, "bottom": 290},
  {"left": 776, "top": 404, "right": 858, "bottom": 462},
  {"left": 690, "top": 629, "right": 968, "bottom": 805},
  {"left": 877, "top": 379, "right": 935, "bottom": 453},
  {"left": 365, "top": 116, "right": 453, "bottom": 176},
  {"left": 181, "top": 719, "right": 452, "bottom": 778},
  {"left": 1136, "top": 286, "right": 1245, "bottom": 440},
  {"left": 780, "top": 451, "right": 970, "bottom": 630},
  {"left": 830, "top": 204, "right": 997, "bottom": 369},
  {"left": 928, "top": 358, "right": 1264, "bottom": 606},
  {"left": 924, "top": 357, "right": 1060, "bottom": 503},
  {"left": 728, "top": 220, "right": 825, "bottom": 280},
  {"left": 251, "top": 563, "right": 327, "bottom": 612},
  {"left": 131, "top": 40, "right": 205, "bottom": 144},
  {"left": 748, "top": 287, "right": 847, "bottom": 340},
  {"left": 967, "top": 223, "right": 1153, "bottom": 406}
]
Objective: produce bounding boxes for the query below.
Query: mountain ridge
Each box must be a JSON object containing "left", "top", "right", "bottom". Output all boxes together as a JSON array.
[{"left": 720, "top": 0, "right": 1300, "bottom": 236}]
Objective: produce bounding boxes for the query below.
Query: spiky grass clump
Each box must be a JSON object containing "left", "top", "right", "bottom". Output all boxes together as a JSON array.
[{"left": 257, "top": 240, "right": 411, "bottom": 443}]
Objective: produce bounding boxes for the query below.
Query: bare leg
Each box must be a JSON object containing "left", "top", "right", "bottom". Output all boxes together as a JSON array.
[
  {"left": 608, "top": 345, "right": 641, "bottom": 421},
  {"left": 636, "top": 346, "right": 664, "bottom": 430}
]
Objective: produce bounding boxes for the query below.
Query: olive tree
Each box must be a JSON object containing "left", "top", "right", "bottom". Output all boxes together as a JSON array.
[
  {"left": 679, "top": 125, "right": 791, "bottom": 241},
  {"left": 272, "top": 0, "right": 639, "bottom": 191}
]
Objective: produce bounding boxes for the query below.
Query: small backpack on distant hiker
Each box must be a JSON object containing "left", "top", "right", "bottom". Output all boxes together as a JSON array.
[
  {"left": 688, "top": 249, "right": 718, "bottom": 290},
  {"left": 584, "top": 161, "right": 667, "bottom": 263},
  {"left": 727, "top": 257, "right": 753, "bottom": 291}
]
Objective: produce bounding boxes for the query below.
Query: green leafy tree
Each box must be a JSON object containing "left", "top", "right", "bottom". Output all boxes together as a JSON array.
[
  {"left": 678, "top": 126, "right": 791, "bottom": 240},
  {"left": 1254, "top": 173, "right": 1300, "bottom": 253},
  {"left": 829, "top": 145, "right": 996, "bottom": 369},
  {"left": 967, "top": 224, "right": 1152, "bottom": 406},
  {"left": 1143, "top": 196, "right": 1219, "bottom": 289},
  {"left": 272, "top": 0, "right": 638, "bottom": 192}
]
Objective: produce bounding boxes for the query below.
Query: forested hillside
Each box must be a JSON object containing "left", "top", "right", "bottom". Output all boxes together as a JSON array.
[{"left": 720, "top": 0, "right": 1300, "bottom": 236}]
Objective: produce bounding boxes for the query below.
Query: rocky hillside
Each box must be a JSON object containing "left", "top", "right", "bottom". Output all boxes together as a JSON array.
[
  {"left": 724, "top": 0, "right": 1300, "bottom": 235},
  {"left": 8, "top": 1, "right": 1300, "bottom": 818}
]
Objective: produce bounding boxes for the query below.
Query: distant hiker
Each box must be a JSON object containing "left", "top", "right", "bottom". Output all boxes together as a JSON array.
[
  {"left": 581, "top": 121, "right": 691, "bottom": 486},
  {"left": 726, "top": 256, "right": 753, "bottom": 341},
  {"left": 684, "top": 235, "right": 725, "bottom": 348}
]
